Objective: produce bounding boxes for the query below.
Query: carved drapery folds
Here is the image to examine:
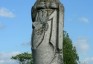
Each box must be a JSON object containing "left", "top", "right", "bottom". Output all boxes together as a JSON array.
[{"left": 31, "top": 0, "right": 64, "bottom": 64}]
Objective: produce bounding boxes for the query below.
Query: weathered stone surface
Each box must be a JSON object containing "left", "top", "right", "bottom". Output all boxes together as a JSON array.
[{"left": 31, "top": 0, "right": 64, "bottom": 64}]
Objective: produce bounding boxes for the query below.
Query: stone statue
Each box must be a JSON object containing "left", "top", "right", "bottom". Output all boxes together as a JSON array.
[{"left": 31, "top": 0, "right": 64, "bottom": 64}]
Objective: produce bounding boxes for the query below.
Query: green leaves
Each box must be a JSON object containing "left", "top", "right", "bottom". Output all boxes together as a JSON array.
[
  {"left": 63, "top": 31, "right": 79, "bottom": 64},
  {"left": 11, "top": 52, "right": 33, "bottom": 64}
]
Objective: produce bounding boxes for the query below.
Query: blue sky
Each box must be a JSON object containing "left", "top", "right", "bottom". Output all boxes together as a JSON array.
[{"left": 0, "top": 0, "right": 93, "bottom": 64}]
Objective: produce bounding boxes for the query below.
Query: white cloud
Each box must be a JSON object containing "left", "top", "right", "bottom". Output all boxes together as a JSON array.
[
  {"left": 75, "top": 37, "right": 89, "bottom": 54},
  {"left": 0, "top": 52, "right": 20, "bottom": 64},
  {"left": 79, "top": 17, "right": 89, "bottom": 23},
  {"left": 75, "top": 37, "right": 93, "bottom": 64},
  {"left": 0, "top": 7, "right": 15, "bottom": 18},
  {"left": 80, "top": 57, "right": 93, "bottom": 64}
]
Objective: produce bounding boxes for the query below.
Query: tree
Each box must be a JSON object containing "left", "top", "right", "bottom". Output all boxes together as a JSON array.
[
  {"left": 63, "top": 31, "right": 79, "bottom": 64},
  {"left": 11, "top": 52, "right": 33, "bottom": 64},
  {"left": 11, "top": 31, "right": 79, "bottom": 64}
]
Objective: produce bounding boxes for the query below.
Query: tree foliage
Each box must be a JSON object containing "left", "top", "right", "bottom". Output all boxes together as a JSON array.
[
  {"left": 11, "top": 52, "right": 33, "bottom": 64},
  {"left": 11, "top": 31, "right": 79, "bottom": 64},
  {"left": 63, "top": 31, "right": 79, "bottom": 64}
]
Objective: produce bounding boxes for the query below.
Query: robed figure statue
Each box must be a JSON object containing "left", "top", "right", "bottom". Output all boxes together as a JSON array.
[{"left": 31, "top": 0, "right": 64, "bottom": 64}]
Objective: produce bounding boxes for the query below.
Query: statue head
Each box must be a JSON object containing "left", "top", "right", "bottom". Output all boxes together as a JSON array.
[
  {"left": 33, "top": 0, "right": 60, "bottom": 9},
  {"left": 37, "top": 0, "right": 59, "bottom": 2}
]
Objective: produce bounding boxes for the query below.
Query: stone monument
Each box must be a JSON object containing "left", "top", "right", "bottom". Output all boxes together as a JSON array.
[{"left": 31, "top": 0, "right": 64, "bottom": 64}]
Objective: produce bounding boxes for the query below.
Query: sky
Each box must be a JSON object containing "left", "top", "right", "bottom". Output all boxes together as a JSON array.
[{"left": 0, "top": 0, "right": 93, "bottom": 64}]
